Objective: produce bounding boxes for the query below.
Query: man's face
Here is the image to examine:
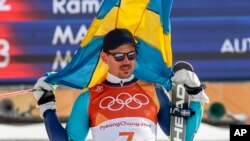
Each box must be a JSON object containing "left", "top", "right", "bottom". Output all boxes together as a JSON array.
[{"left": 101, "top": 44, "right": 136, "bottom": 79}]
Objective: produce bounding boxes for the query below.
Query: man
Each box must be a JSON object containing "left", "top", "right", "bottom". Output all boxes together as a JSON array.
[{"left": 33, "top": 28, "right": 209, "bottom": 141}]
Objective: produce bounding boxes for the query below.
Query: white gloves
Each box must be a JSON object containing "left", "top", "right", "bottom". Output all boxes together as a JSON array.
[
  {"left": 171, "top": 69, "right": 209, "bottom": 104},
  {"left": 33, "top": 76, "right": 56, "bottom": 118}
]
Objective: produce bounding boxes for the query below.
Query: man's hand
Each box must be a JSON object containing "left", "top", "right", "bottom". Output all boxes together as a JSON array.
[
  {"left": 33, "top": 76, "right": 56, "bottom": 118},
  {"left": 171, "top": 69, "right": 201, "bottom": 87},
  {"left": 171, "top": 63, "right": 209, "bottom": 104}
]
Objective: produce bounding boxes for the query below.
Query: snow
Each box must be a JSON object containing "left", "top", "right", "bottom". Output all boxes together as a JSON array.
[{"left": 0, "top": 123, "right": 229, "bottom": 141}]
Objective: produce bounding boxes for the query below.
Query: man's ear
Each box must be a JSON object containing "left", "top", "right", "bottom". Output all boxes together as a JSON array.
[{"left": 100, "top": 51, "right": 108, "bottom": 64}]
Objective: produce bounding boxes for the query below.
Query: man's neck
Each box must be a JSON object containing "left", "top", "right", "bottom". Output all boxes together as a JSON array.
[{"left": 106, "top": 73, "right": 134, "bottom": 86}]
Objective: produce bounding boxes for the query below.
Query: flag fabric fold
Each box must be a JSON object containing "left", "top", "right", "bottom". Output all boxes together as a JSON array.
[{"left": 46, "top": 0, "right": 174, "bottom": 90}]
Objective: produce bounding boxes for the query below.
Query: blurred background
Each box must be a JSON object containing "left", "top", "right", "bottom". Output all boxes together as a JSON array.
[{"left": 0, "top": 0, "right": 250, "bottom": 140}]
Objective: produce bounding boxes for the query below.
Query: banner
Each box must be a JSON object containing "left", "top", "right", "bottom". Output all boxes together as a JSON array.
[
  {"left": 0, "top": 0, "right": 101, "bottom": 83},
  {"left": 0, "top": 0, "right": 249, "bottom": 84},
  {"left": 171, "top": 18, "right": 250, "bottom": 81},
  {"left": 171, "top": 0, "right": 250, "bottom": 81}
]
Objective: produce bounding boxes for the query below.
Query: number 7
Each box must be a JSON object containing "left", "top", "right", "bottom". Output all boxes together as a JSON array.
[{"left": 119, "top": 132, "right": 134, "bottom": 141}]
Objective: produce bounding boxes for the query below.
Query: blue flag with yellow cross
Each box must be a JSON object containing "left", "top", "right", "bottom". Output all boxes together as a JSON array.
[{"left": 46, "top": 0, "right": 174, "bottom": 90}]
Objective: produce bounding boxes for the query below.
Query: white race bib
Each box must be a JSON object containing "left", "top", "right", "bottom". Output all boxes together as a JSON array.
[{"left": 91, "top": 117, "right": 157, "bottom": 141}]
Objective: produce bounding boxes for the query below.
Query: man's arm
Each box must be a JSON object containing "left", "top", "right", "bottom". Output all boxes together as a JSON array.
[
  {"left": 33, "top": 77, "right": 90, "bottom": 141},
  {"left": 155, "top": 84, "right": 206, "bottom": 140},
  {"left": 33, "top": 76, "right": 68, "bottom": 141},
  {"left": 155, "top": 84, "right": 171, "bottom": 136},
  {"left": 43, "top": 110, "right": 68, "bottom": 141},
  {"left": 43, "top": 91, "right": 90, "bottom": 141}
]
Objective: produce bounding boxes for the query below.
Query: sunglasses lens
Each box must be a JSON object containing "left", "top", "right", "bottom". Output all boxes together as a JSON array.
[
  {"left": 114, "top": 53, "right": 125, "bottom": 62},
  {"left": 108, "top": 51, "right": 136, "bottom": 62},
  {"left": 127, "top": 52, "right": 136, "bottom": 60}
]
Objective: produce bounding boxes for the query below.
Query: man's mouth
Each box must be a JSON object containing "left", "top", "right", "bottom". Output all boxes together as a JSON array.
[{"left": 120, "top": 65, "right": 131, "bottom": 70}]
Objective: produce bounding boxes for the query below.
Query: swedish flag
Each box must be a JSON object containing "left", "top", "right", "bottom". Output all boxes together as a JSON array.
[{"left": 46, "top": 0, "right": 173, "bottom": 90}]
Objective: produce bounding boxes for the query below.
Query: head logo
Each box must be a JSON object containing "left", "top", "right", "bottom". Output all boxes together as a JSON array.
[
  {"left": 173, "top": 84, "right": 186, "bottom": 141},
  {"left": 172, "top": 107, "right": 180, "bottom": 115}
]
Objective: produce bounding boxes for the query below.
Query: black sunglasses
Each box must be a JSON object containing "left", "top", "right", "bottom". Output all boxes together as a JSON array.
[{"left": 107, "top": 51, "right": 137, "bottom": 62}]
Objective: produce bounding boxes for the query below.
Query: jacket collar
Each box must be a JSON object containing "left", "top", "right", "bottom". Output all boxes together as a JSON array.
[{"left": 105, "top": 73, "right": 136, "bottom": 86}]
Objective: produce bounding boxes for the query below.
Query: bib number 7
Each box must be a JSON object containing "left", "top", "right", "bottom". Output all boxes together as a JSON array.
[{"left": 119, "top": 132, "right": 134, "bottom": 141}]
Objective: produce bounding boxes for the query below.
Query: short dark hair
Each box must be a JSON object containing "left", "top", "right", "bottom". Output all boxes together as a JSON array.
[{"left": 102, "top": 28, "right": 137, "bottom": 52}]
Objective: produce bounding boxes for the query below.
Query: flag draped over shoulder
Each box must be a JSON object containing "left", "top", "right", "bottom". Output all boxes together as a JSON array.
[{"left": 46, "top": 0, "right": 174, "bottom": 90}]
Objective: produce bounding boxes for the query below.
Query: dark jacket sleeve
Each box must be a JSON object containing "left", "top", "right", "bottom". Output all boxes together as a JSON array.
[
  {"left": 155, "top": 84, "right": 171, "bottom": 136},
  {"left": 43, "top": 91, "right": 90, "bottom": 141},
  {"left": 44, "top": 109, "right": 68, "bottom": 141}
]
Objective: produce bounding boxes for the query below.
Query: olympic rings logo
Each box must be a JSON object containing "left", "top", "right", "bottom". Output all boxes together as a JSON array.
[{"left": 99, "top": 92, "right": 149, "bottom": 111}]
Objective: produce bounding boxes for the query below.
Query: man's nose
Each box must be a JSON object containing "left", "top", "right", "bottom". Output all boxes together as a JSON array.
[{"left": 121, "top": 56, "right": 130, "bottom": 63}]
